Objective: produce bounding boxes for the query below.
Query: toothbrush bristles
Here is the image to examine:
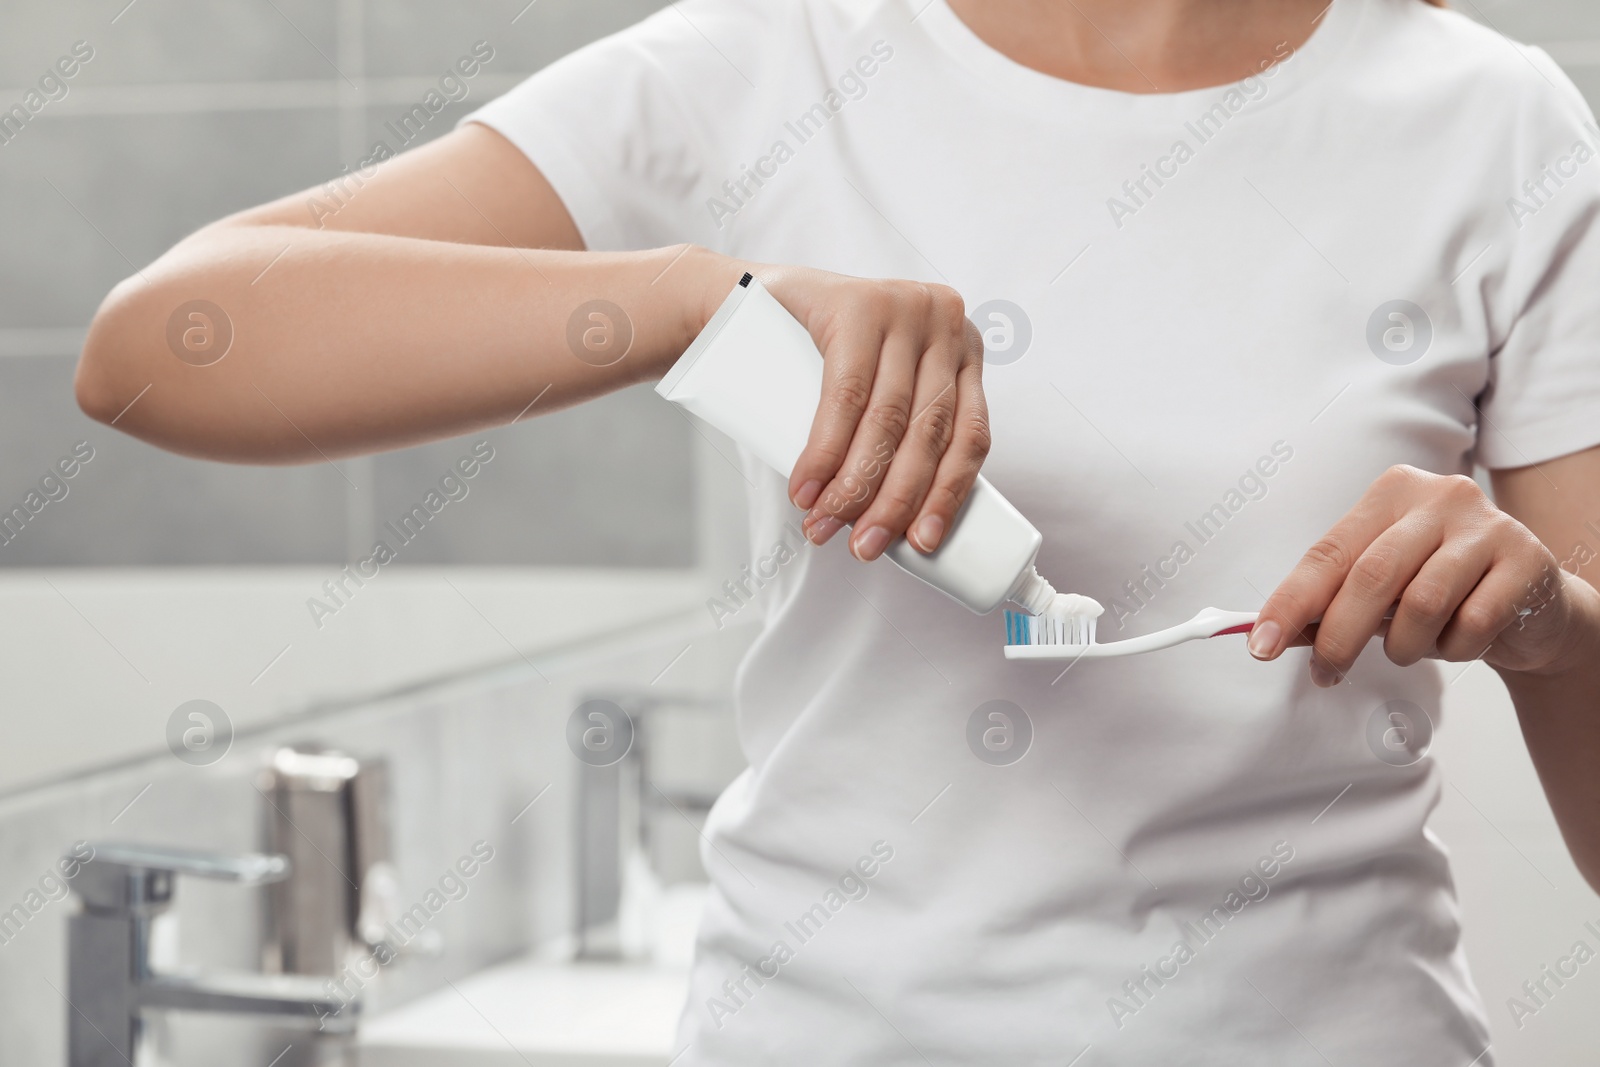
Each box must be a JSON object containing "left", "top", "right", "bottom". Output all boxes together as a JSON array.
[{"left": 1004, "top": 610, "right": 1098, "bottom": 647}]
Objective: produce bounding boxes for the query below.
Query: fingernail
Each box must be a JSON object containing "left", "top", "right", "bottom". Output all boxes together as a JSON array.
[
  {"left": 913, "top": 514, "right": 945, "bottom": 552},
  {"left": 793, "top": 480, "right": 822, "bottom": 511},
  {"left": 806, "top": 516, "right": 842, "bottom": 545},
  {"left": 853, "top": 525, "right": 890, "bottom": 561},
  {"left": 1309, "top": 657, "right": 1339, "bottom": 687},
  {"left": 1247, "top": 619, "right": 1281, "bottom": 659}
]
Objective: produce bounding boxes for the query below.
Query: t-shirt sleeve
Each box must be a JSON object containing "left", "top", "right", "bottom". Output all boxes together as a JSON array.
[
  {"left": 460, "top": 1, "right": 776, "bottom": 252},
  {"left": 1477, "top": 47, "right": 1600, "bottom": 469}
]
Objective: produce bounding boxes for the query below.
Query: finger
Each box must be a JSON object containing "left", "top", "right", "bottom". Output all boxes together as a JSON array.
[
  {"left": 1382, "top": 535, "right": 1497, "bottom": 666},
  {"left": 1249, "top": 486, "right": 1405, "bottom": 661},
  {"left": 803, "top": 330, "right": 918, "bottom": 547},
  {"left": 906, "top": 339, "right": 989, "bottom": 553},
  {"left": 1281, "top": 618, "right": 1393, "bottom": 649},
  {"left": 1434, "top": 557, "right": 1529, "bottom": 661},
  {"left": 788, "top": 318, "right": 882, "bottom": 514},
  {"left": 848, "top": 356, "right": 958, "bottom": 560},
  {"left": 1308, "top": 517, "right": 1441, "bottom": 685}
]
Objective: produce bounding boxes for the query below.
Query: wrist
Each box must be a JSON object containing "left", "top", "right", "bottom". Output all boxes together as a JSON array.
[
  {"left": 1503, "top": 570, "right": 1600, "bottom": 681},
  {"left": 648, "top": 244, "right": 747, "bottom": 374}
]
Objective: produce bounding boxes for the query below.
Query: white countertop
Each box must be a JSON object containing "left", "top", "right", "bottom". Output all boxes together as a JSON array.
[{"left": 357, "top": 958, "right": 690, "bottom": 1067}]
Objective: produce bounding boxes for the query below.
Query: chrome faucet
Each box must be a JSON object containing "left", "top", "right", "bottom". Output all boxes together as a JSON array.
[
  {"left": 574, "top": 690, "right": 732, "bottom": 960},
  {"left": 260, "top": 747, "right": 404, "bottom": 977},
  {"left": 65, "top": 843, "right": 357, "bottom": 1067}
]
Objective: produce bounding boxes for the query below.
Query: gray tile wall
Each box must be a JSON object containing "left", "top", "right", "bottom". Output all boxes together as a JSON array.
[
  {"left": 370, "top": 386, "right": 695, "bottom": 568},
  {"left": 0, "top": 0, "right": 687, "bottom": 569},
  {"left": 0, "top": 0, "right": 338, "bottom": 86},
  {"left": 363, "top": 0, "right": 667, "bottom": 78},
  {"left": 0, "top": 356, "right": 350, "bottom": 565},
  {"left": 1467, "top": 0, "right": 1600, "bottom": 41},
  {"left": 2, "top": 109, "right": 343, "bottom": 329}
]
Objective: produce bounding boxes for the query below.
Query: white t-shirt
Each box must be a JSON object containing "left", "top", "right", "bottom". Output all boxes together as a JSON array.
[{"left": 468, "top": 1, "right": 1600, "bottom": 1062}]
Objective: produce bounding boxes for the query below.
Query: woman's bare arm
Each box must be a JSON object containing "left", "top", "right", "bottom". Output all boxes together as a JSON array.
[
  {"left": 1490, "top": 450, "right": 1600, "bottom": 890},
  {"left": 75, "top": 122, "right": 992, "bottom": 559},
  {"left": 75, "top": 123, "right": 742, "bottom": 463}
]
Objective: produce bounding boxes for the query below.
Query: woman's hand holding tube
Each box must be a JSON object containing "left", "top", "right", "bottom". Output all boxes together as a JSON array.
[{"left": 753, "top": 267, "right": 991, "bottom": 561}]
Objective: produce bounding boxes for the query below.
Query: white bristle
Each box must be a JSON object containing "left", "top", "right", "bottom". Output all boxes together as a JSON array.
[{"left": 1004, "top": 593, "right": 1104, "bottom": 648}]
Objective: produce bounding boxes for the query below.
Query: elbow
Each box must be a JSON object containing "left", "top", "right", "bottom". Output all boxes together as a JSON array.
[
  {"left": 1577, "top": 847, "right": 1600, "bottom": 899},
  {"left": 75, "top": 339, "right": 131, "bottom": 429},
  {"left": 75, "top": 279, "right": 147, "bottom": 427},
  {"left": 72, "top": 364, "right": 112, "bottom": 426},
  {"left": 73, "top": 239, "right": 294, "bottom": 463},
  {"left": 74, "top": 274, "right": 298, "bottom": 465}
]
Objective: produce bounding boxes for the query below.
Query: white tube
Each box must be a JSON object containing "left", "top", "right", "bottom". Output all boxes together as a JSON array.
[{"left": 656, "top": 274, "right": 1056, "bottom": 616}]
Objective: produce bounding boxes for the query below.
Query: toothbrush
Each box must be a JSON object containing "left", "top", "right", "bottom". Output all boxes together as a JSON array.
[
  {"left": 1005, "top": 603, "right": 1400, "bottom": 660},
  {"left": 1003, "top": 607, "right": 1259, "bottom": 659}
]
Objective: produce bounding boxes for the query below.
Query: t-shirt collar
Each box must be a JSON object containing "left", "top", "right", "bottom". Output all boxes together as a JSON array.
[{"left": 910, "top": 0, "right": 1367, "bottom": 122}]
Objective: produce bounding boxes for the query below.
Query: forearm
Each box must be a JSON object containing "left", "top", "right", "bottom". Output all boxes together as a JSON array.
[
  {"left": 1497, "top": 573, "right": 1600, "bottom": 891},
  {"left": 77, "top": 225, "right": 742, "bottom": 463}
]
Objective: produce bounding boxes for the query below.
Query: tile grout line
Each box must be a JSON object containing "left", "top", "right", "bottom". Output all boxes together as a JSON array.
[
  {"left": 336, "top": 0, "right": 377, "bottom": 567},
  {"left": 0, "top": 73, "right": 540, "bottom": 117}
]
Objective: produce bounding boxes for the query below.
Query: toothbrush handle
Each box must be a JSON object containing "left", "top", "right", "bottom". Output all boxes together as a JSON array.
[{"left": 1195, "top": 608, "right": 1260, "bottom": 638}]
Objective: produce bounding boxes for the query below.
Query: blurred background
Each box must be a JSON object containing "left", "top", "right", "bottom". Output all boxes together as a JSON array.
[{"left": 0, "top": 0, "right": 1597, "bottom": 1065}]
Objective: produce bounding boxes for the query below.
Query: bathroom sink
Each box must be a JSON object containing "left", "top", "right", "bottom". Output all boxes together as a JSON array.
[
  {"left": 356, "top": 958, "right": 689, "bottom": 1066},
  {"left": 360, "top": 841, "right": 707, "bottom": 1064}
]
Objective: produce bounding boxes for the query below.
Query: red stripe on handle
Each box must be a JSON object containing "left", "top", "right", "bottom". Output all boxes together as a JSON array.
[{"left": 1211, "top": 623, "right": 1255, "bottom": 637}]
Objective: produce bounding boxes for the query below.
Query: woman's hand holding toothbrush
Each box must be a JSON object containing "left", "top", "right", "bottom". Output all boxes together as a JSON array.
[
  {"left": 1248, "top": 464, "right": 1599, "bottom": 686},
  {"left": 755, "top": 269, "right": 991, "bottom": 562}
]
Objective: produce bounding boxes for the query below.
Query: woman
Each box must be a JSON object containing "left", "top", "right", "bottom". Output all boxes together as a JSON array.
[{"left": 76, "top": 0, "right": 1600, "bottom": 1062}]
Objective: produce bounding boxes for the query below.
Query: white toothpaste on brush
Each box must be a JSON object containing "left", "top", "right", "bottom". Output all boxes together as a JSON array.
[{"left": 656, "top": 273, "right": 1102, "bottom": 622}]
